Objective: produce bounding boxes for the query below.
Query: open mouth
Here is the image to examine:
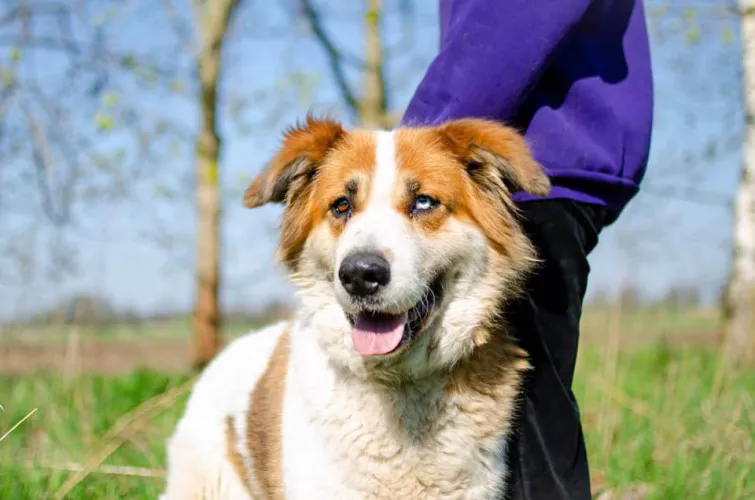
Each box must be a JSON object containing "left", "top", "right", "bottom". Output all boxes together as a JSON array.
[{"left": 348, "top": 274, "right": 445, "bottom": 357}]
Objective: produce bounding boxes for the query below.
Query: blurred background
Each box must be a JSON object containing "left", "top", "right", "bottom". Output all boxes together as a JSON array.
[{"left": 0, "top": 1, "right": 753, "bottom": 499}]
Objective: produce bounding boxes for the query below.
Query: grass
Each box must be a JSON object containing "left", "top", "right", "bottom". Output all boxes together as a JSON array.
[
  {"left": 0, "top": 305, "right": 721, "bottom": 347},
  {"left": 575, "top": 346, "right": 755, "bottom": 499},
  {"left": 0, "top": 317, "right": 262, "bottom": 346},
  {"left": 0, "top": 369, "right": 193, "bottom": 498},
  {"left": 0, "top": 307, "right": 752, "bottom": 499}
]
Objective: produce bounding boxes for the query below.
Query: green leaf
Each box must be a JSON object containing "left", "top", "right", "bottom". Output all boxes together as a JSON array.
[
  {"left": 648, "top": 6, "right": 668, "bottom": 19},
  {"left": 276, "top": 71, "right": 319, "bottom": 105},
  {"left": 154, "top": 185, "right": 174, "bottom": 199},
  {"left": 92, "top": 4, "right": 119, "bottom": 27},
  {"left": 0, "top": 68, "right": 14, "bottom": 88},
  {"left": 122, "top": 55, "right": 137, "bottom": 69},
  {"left": 92, "top": 153, "right": 113, "bottom": 171},
  {"left": 686, "top": 26, "right": 701, "bottom": 44},
  {"left": 722, "top": 26, "right": 734, "bottom": 45},
  {"left": 103, "top": 4, "right": 119, "bottom": 21},
  {"left": 137, "top": 65, "right": 158, "bottom": 87},
  {"left": 170, "top": 78, "right": 184, "bottom": 93},
  {"left": 10, "top": 47, "right": 21, "bottom": 62},
  {"left": 113, "top": 148, "right": 126, "bottom": 162},
  {"left": 102, "top": 91, "right": 119, "bottom": 107},
  {"left": 170, "top": 139, "right": 182, "bottom": 158},
  {"left": 95, "top": 113, "right": 114, "bottom": 131},
  {"left": 365, "top": 9, "right": 379, "bottom": 24}
]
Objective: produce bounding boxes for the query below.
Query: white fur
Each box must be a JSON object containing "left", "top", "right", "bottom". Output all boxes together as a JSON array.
[
  {"left": 334, "top": 130, "right": 420, "bottom": 315},
  {"left": 277, "top": 318, "right": 511, "bottom": 499},
  {"left": 163, "top": 126, "right": 533, "bottom": 499},
  {"left": 164, "top": 318, "right": 511, "bottom": 500},
  {"left": 162, "top": 323, "right": 286, "bottom": 500}
]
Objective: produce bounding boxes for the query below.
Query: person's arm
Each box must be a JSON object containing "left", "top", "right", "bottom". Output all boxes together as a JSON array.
[{"left": 401, "top": 0, "right": 594, "bottom": 126}]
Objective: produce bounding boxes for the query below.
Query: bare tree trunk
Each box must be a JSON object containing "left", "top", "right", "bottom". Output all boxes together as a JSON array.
[
  {"left": 722, "top": 1, "right": 755, "bottom": 365},
  {"left": 301, "top": 0, "right": 394, "bottom": 127},
  {"left": 192, "top": 0, "right": 240, "bottom": 368},
  {"left": 360, "top": 0, "right": 387, "bottom": 128}
]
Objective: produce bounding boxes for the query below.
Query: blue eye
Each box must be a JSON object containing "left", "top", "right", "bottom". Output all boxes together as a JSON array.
[{"left": 411, "top": 195, "right": 438, "bottom": 214}]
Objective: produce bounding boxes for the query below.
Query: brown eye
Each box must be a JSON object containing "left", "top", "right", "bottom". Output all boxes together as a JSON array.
[{"left": 331, "top": 197, "right": 352, "bottom": 218}]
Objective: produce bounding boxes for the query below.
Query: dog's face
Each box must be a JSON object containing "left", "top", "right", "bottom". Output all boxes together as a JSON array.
[{"left": 244, "top": 116, "right": 550, "bottom": 380}]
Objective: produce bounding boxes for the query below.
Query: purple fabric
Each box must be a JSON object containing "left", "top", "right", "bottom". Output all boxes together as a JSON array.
[{"left": 401, "top": 0, "right": 654, "bottom": 221}]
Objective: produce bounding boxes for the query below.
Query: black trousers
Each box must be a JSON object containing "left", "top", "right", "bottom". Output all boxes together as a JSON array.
[{"left": 503, "top": 199, "right": 609, "bottom": 500}]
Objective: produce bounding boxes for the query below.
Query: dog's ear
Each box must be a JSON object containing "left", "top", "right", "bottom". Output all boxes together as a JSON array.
[
  {"left": 437, "top": 118, "right": 550, "bottom": 197},
  {"left": 243, "top": 114, "right": 346, "bottom": 208}
]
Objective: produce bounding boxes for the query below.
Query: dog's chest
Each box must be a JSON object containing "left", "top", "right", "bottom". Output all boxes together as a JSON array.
[{"left": 282, "top": 379, "right": 510, "bottom": 500}]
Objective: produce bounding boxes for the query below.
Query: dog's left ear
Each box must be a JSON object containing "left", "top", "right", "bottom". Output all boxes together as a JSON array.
[
  {"left": 437, "top": 118, "right": 551, "bottom": 196},
  {"left": 244, "top": 114, "right": 345, "bottom": 208}
]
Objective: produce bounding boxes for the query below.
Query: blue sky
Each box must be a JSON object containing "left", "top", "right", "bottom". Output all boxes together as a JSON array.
[{"left": 0, "top": 0, "right": 744, "bottom": 319}]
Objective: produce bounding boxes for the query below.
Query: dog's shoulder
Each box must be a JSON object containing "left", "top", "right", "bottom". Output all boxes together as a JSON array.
[
  {"left": 162, "top": 321, "right": 290, "bottom": 499},
  {"left": 209, "top": 319, "right": 289, "bottom": 383},
  {"left": 181, "top": 320, "right": 290, "bottom": 426}
]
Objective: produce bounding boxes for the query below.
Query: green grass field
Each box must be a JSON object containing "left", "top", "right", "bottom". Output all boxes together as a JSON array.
[{"left": 1, "top": 307, "right": 753, "bottom": 499}]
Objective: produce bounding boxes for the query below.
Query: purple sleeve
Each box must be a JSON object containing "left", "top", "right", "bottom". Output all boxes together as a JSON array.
[{"left": 401, "top": 0, "right": 594, "bottom": 126}]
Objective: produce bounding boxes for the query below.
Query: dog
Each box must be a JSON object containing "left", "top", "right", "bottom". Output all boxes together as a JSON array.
[{"left": 162, "top": 115, "right": 551, "bottom": 499}]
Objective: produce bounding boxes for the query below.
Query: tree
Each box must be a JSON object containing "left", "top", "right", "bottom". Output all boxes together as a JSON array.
[
  {"left": 301, "top": 0, "right": 411, "bottom": 127},
  {"left": 192, "top": 0, "right": 242, "bottom": 368},
  {"left": 359, "top": 0, "right": 387, "bottom": 128},
  {"left": 722, "top": 1, "right": 755, "bottom": 364},
  {"left": 0, "top": 1, "right": 196, "bottom": 300},
  {"left": 0, "top": 1, "right": 249, "bottom": 365}
]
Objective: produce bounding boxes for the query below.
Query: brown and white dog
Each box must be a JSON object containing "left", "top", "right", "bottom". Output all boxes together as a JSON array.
[{"left": 162, "top": 115, "right": 551, "bottom": 499}]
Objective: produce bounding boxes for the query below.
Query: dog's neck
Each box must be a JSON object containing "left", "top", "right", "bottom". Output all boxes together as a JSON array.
[
  {"left": 290, "top": 307, "right": 529, "bottom": 416},
  {"left": 286, "top": 312, "right": 529, "bottom": 498}
]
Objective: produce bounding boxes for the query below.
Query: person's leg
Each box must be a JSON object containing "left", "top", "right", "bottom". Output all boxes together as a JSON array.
[{"left": 503, "top": 199, "right": 608, "bottom": 500}]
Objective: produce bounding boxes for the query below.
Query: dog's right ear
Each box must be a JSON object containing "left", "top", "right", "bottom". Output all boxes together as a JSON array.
[
  {"left": 243, "top": 115, "right": 345, "bottom": 208},
  {"left": 437, "top": 118, "right": 550, "bottom": 197}
]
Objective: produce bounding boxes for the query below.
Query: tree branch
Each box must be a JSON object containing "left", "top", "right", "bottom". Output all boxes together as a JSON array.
[
  {"left": 299, "top": 0, "right": 360, "bottom": 121},
  {"left": 23, "top": 103, "right": 71, "bottom": 225}
]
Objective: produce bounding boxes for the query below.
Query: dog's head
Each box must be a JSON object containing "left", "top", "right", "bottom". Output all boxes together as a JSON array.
[{"left": 244, "top": 115, "right": 549, "bottom": 381}]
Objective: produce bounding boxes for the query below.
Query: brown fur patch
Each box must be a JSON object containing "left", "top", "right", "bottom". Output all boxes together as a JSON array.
[
  {"left": 449, "top": 325, "right": 530, "bottom": 396},
  {"left": 224, "top": 416, "right": 252, "bottom": 492},
  {"left": 394, "top": 127, "right": 541, "bottom": 260},
  {"left": 243, "top": 114, "right": 345, "bottom": 209},
  {"left": 437, "top": 118, "right": 551, "bottom": 196},
  {"left": 445, "top": 324, "right": 531, "bottom": 440},
  {"left": 247, "top": 330, "right": 290, "bottom": 500},
  {"left": 309, "top": 131, "right": 376, "bottom": 238},
  {"left": 244, "top": 117, "right": 378, "bottom": 268},
  {"left": 243, "top": 115, "right": 345, "bottom": 267},
  {"left": 244, "top": 117, "right": 548, "bottom": 271}
]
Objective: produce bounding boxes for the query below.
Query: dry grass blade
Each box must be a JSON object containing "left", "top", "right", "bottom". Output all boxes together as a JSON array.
[
  {"left": 31, "top": 461, "right": 165, "bottom": 478},
  {"left": 53, "top": 376, "right": 196, "bottom": 499},
  {"left": 0, "top": 407, "right": 38, "bottom": 444},
  {"left": 593, "top": 483, "right": 654, "bottom": 500},
  {"left": 590, "top": 376, "right": 654, "bottom": 420}
]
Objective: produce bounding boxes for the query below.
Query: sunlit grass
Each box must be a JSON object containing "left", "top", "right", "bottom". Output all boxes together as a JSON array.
[
  {"left": 575, "top": 346, "right": 754, "bottom": 499},
  {"left": 0, "top": 370, "right": 191, "bottom": 499},
  {"left": 0, "top": 305, "right": 721, "bottom": 347},
  {"left": 0, "top": 306, "right": 752, "bottom": 499}
]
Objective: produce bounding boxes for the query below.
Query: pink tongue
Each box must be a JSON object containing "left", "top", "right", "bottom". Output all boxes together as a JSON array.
[{"left": 351, "top": 312, "right": 408, "bottom": 356}]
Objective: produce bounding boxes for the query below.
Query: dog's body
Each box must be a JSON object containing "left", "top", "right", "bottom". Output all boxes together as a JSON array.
[{"left": 163, "top": 117, "right": 551, "bottom": 499}]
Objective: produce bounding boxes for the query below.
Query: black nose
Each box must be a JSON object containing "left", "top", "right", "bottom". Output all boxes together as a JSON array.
[{"left": 338, "top": 252, "right": 391, "bottom": 297}]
